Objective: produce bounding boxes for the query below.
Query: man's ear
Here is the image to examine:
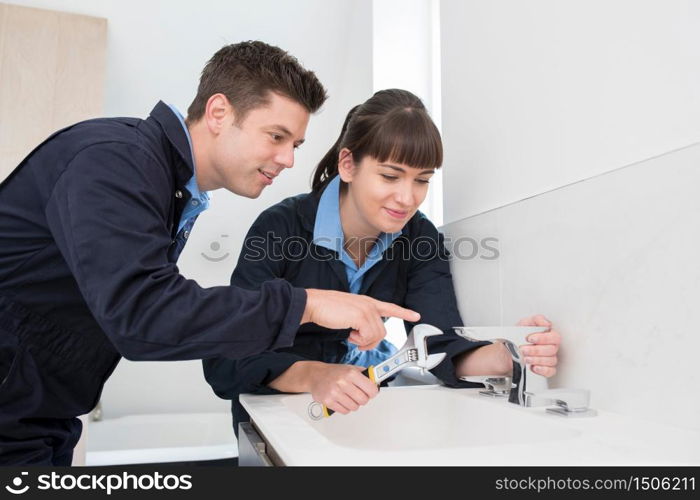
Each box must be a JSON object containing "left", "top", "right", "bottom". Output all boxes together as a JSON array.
[
  {"left": 204, "top": 93, "right": 233, "bottom": 134},
  {"left": 337, "top": 148, "right": 356, "bottom": 182}
]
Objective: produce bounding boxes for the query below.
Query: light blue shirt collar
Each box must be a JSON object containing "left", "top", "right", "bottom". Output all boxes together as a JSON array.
[
  {"left": 167, "top": 103, "right": 210, "bottom": 232},
  {"left": 313, "top": 176, "right": 346, "bottom": 255},
  {"left": 312, "top": 175, "right": 401, "bottom": 291}
]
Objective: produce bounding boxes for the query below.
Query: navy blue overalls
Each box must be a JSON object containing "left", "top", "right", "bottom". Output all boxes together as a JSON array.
[
  {"left": 203, "top": 190, "right": 491, "bottom": 435},
  {"left": 0, "top": 102, "right": 306, "bottom": 465}
]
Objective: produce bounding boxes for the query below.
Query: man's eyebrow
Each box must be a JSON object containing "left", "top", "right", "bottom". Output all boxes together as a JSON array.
[
  {"left": 378, "top": 164, "right": 435, "bottom": 174},
  {"left": 270, "top": 125, "right": 305, "bottom": 145},
  {"left": 270, "top": 125, "right": 292, "bottom": 136}
]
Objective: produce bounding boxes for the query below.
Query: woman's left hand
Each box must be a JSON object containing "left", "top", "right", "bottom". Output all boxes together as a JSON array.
[{"left": 517, "top": 314, "right": 561, "bottom": 377}]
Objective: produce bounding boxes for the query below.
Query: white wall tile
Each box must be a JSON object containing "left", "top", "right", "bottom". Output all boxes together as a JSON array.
[{"left": 442, "top": 144, "right": 700, "bottom": 431}]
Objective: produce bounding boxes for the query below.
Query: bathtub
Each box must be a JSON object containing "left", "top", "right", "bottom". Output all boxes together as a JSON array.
[{"left": 85, "top": 412, "right": 238, "bottom": 466}]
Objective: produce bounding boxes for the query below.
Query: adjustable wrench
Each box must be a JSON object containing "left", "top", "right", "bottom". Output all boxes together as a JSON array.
[{"left": 307, "top": 323, "right": 447, "bottom": 420}]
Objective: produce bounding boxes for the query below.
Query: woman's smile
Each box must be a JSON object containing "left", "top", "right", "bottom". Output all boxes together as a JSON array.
[{"left": 384, "top": 207, "right": 409, "bottom": 219}]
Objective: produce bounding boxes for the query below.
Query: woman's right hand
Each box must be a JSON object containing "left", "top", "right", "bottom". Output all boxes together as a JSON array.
[
  {"left": 268, "top": 361, "right": 379, "bottom": 415},
  {"left": 307, "top": 363, "right": 379, "bottom": 415}
]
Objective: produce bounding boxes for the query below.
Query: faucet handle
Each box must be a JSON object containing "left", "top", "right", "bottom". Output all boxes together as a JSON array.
[
  {"left": 453, "top": 326, "right": 550, "bottom": 407},
  {"left": 460, "top": 375, "right": 512, "bottom": 397},
  {"left": 526, "top": 388, "right": 597, "bottom": 417},
  {"left": 453, "top": 326, "right": 549, "bottom": 346}
]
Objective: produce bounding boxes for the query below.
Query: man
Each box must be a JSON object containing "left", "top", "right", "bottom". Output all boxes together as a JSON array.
[{"left": 0, "top": 41, "right": 419, "bottom": 465}]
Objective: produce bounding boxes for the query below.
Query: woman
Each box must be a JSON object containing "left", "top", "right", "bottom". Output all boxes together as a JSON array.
[{"left": 203, "top": 89, "right": 560, "bottom": 431}]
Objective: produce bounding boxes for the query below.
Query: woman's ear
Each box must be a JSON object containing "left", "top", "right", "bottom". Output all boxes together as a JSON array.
[{"left": 337, "top": 148, "right": 356, "bottom": 182}]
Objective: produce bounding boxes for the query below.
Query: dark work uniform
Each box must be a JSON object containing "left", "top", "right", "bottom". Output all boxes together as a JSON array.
[
  {"left": 0, "top": 102, "right": 306, "bottom": 465},
  {"left": 202, "top": 189, "right": 491, "bottom": 435}
]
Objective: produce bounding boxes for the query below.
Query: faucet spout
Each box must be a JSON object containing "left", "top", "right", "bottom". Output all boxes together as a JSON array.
[{"left": 453, "top": 326, "right": 596, "bottom": 417}]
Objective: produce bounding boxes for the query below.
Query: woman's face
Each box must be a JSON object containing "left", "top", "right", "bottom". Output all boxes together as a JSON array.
[{"left": 338, "top": 152, "right": 435, "bottom": 235}]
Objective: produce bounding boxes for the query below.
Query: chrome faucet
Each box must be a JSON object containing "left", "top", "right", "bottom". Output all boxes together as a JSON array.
[
  {"left": 465, "top": 335, "right": 531, "bottom": 405},
  {"left": 459, "top": 375, "right": 512, "bottom": 397},
  {"left": 453, "top": 326, "right": 597, "bottom": 418},
  {"left": 523, "top": 388, "right": 597, "bottom": 417}
]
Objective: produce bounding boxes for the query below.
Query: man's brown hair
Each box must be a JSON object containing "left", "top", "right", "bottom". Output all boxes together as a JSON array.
[{"left": 186, "top": 41, "right": 327, "bottom": 124}]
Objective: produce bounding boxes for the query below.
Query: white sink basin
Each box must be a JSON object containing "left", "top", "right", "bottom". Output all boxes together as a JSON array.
[
  {"left": 240, "top": 385, "right": 700, "bottom": 466},
  {"left": 282, "top": 387, "right": 578, "bottom": 450}
]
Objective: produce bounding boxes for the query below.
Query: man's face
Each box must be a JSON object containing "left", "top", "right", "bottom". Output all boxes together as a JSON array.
[{"left": 210, "top": 92, "right": 310, "bottom": 198}]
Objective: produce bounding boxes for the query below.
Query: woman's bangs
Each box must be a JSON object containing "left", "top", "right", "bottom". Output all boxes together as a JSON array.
[{"left": 367, "top": 111, "right": 443, "bottom": 169}]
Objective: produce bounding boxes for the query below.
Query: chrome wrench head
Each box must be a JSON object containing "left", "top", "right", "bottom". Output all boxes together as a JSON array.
[
  {"left": 408, "top": 323, "right": 446, "bottom": 373},
  {"left": 307, "top": 324, "right": 447, "bottom": 420}
]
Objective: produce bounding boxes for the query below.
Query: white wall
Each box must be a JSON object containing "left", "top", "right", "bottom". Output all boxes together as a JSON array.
[
  {"left": 439, "top": 0, "right": 700, "bottom": 431},
  {"left": 440, "top": 0, "right": 700, "bottom": 223},
  {"left": 5, "top": 0, "right": 374, "bottom": 417},
  {"left": 373, "top": 0, "right": 443, "bottom": 226}
]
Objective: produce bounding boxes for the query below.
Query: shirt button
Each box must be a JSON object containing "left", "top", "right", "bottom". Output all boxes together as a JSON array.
[
  {"left": 183, "top": 231, "right": 190, "bottom": 239},
  {"left": 175, "top": 190, "right": 183, "bottom": 199},
  {"left": 191, "top": 200, "right": 199, "bottom": 206}
]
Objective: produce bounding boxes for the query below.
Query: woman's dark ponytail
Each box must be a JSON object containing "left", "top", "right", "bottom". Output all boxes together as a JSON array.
[{"left": 311, "top": 105, "right": 359, "bottom": 192}]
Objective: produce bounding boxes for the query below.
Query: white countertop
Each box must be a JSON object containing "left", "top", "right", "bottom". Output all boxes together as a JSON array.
[{"left": 240, "top": 385, "right": 700, "bottom": 466}]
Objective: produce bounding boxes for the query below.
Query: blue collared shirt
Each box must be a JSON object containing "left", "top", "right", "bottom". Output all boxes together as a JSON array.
[
  {"left": 313, "top": 175, "right": 401, "bottom": 366},
  {"left": 167, "top": 104, "right": 210, "bottom": 232}
]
